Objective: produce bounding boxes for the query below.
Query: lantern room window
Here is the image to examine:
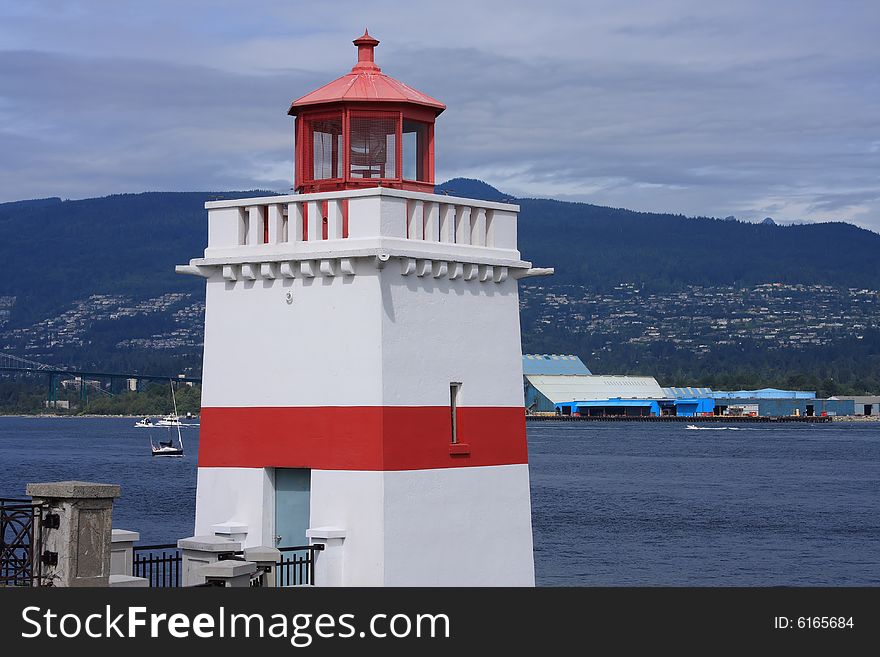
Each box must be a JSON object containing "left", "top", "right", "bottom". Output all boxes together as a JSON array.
[
  {"left": 289, "top": 32, "right": 444, "bottom": 193},
  {"left": 349, "top": 114, "right": 398, "bottom": 180},
  {"left": 403, "top": 119, "right": 429, "bottom": 182},
  {"left": 305, "top": 115, "right": 343, "bottom": 180}
]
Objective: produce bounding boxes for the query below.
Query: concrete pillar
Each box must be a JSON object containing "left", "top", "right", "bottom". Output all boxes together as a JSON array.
[
  {"left": 423, "top": 202, "right": 440, "bottom": 242},
  {"left": 439, "top": 203, "right": 456, "bottom": 243},
  {"left": 109, "top": 575, "right": 148, "bottom": 587},
  {"left": 406, "top": 200, "right": 424, "bottom": 240},
  {"left": 289, "top": 202, "right": 304, "bottom": 242},
  {"left": 244, "top": 546, "right": 281, "bottom": 587},
  {"left": 486, "top": 209, "right": 517, "bottom": 249},
  {"left": 306, "top": 527, "right": 345, "bottom": 587},
  {"left": 211, "top": 521, "right": 248, "bottom": 545},
  {"left": 247, "top": 206, "right": 263, "bottom": 245},
  {"left": 455, "top": 206, "right": 471, "bottom": 245},
  {"left": 470, "top": 207, "right": 487, "bottom": 246},
  {"left": 177, "top": 535, "right": 241, "bottom": 587},
  {"left": 307, "top": 201, "right": 321, "bottom": 241},
  {"left": 327, "top": 199, "right": 344, "bottom": 239},
  {"left": 26, "top": 481, "right": 120, "bottom": 587},
  {"left": 110, "top": 529, "right": 139, "bottom": 576},
  {"left": 267, "top": 204, "right": 285, "bottom": 244},
  {"left": 200, "top": 560, "right": 257, "bottom": 587}
]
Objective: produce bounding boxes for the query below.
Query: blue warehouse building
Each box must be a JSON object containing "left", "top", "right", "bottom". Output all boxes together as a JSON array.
[
  {"left": 522, "top": 355, "right": 853, "bottom": 417},
  {"left": 712, "top": 389, "right": 854, "bottom": 417},
  {"left": 522, "top": 355, "right": 714, "bottom": 417}
]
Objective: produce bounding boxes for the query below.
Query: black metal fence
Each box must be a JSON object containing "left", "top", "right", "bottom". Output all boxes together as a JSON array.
[
  {"left": 276, "top": 545, "right": 322, "bottom": 587},
  {"left": 132, "top": 543, "right": 323, "bottom": 587},
  {"left": 0, "top": 498, "right": 45, "bottom": 587},
  {"left": 133, "top": 544, "right": 182, "bottom": 587}
]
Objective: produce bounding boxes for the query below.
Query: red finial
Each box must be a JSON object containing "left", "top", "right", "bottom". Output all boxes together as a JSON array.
[{"left": 352, "top": 29, "right": 380, "bottom": 70}]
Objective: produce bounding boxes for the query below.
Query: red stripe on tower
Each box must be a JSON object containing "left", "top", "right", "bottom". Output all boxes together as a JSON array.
[{"left": 198, "top": 406, "right": 527, "bottom": 470}]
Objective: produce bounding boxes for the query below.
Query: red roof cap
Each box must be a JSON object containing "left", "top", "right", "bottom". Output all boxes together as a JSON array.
[
  {"left": 288, "top": 31, "right": 445, "bottom": 116},
  {"left": 352, "top": 28, "right": 380, "bottom": 71}
]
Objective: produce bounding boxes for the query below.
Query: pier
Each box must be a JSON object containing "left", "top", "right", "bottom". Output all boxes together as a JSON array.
[{"left": 526, "top": 414, "right": 833, "bottom": 423}]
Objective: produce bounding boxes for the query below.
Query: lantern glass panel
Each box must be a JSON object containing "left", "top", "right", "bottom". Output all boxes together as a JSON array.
[
  {"left": 306, "top": 116, "right": 343, "bottom": 180},
  {"left": 349, "top": 115, "right": 398, "bottom": 180},
  {"left": 403, "top": 119, "right": 429, "bottom": 182}
]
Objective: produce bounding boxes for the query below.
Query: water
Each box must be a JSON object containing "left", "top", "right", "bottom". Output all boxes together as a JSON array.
[
  {"left": 1, "top": 417, "right": 878, "bottom": 585},
  {"left": 0, "top": 417, "right": 197, "bottom": 546},
  {"left": 530, "top": 422, "right": 880, "bottom": 585}
]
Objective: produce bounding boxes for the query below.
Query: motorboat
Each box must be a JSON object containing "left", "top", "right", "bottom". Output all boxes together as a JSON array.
[
  {"left": 134, "top": 417, "right": 156, "bottom": 428},
  {"left": 156, "top": 414, "right": 184, "bottom": 427}
]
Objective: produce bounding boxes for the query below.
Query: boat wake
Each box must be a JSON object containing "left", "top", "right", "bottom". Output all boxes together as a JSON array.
[{"left": 685, "top": 425, "right": 749, "bottom": 431}]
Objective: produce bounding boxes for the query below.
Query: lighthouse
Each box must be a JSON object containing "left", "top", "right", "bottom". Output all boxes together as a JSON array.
[{"left": 178, "top": 31, "right": 547, "bottom": 586}]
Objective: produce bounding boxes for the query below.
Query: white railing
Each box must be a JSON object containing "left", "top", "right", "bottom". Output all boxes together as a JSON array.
[{"left": 204, "top": 188, "right": 519, "bottom": 254}]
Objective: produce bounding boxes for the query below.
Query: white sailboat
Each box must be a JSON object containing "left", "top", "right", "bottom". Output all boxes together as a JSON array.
[{"left": 150, "top": 382, "right": 184, "bottom": 457}]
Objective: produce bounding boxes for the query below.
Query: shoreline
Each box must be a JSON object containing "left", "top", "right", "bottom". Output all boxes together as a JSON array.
[
  {"left": 0, "top": 413, "right": 197, "bottom": 419},
  {"left": 525, "top": 414, "right": 880, "bottom": 423},
  {"left": 2, "top": 413, "right": 876, "bottom": 422}
]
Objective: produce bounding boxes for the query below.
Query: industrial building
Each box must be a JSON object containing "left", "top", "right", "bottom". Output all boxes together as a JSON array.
[
  {"left": 662, "top": 387, "right": 717, "bottom": 417},
  {"left": 522, "top": 353, "right": 591, "bottom": 376},
  {"left": 828, "top": 396, "right": 880, "bottom": 416},
  {"left": 522, "top": 354, "right": 860, "bottom": 418},
  {"left": 522, "top": 355, "right": 713, "bottom": 417},
  {"left": 711, "top": 389, "right": 854, "bottom": 417}
]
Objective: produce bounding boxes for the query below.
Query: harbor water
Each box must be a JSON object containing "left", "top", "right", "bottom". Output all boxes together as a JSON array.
[{"left": 1, "top": 417, "right": 877, "bottom": 585}]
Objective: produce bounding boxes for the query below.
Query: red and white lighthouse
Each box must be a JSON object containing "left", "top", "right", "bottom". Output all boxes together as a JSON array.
[{"left": 178, "top": 32, "right": 546, "bottom": 586}]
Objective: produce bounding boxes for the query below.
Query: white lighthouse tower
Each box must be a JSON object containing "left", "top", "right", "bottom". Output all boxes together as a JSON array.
[{"left": 178, "top": 31, "right": 548, "bottom": 586}]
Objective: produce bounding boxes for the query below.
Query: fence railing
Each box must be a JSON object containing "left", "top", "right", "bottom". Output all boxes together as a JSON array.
[
  {"left": 133, "top": 544, "right": 182, "bottom": 587},
  {"left": 276, "top": 545, "right": 322, "bottom": 587},
  {"left": 132, "top": 543, "right": 323, "bottom": 587},
  {"left": 0, "top": 498, "right": 45, "bottom": 587}
]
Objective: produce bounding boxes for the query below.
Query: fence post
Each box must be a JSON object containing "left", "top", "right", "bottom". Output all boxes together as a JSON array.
[
  {"left": 306, "top": 527, "right": 346, "bottom": 587},
  {"left": 110, "top": 529, "right": 139, "bottom": 576},
  {"left": 244, "top": 546, "right": 281, "bottom": 587},
  {"left": 211, "top": 521, "right": 248, "bottom": 545},
  {"left": 177, "top": 536, "right": 241, "bottom": 586},
  {"left": 26, "top": 481, "right": 120, "bottom": 587},
  {"left": 109, "top": 529, "right": 148, "bottom": 587},
  {"left": 199, "top": 560, "right": 257, "bottom": 587}
]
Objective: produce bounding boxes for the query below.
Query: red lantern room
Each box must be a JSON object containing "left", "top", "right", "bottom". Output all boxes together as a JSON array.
[{"left": 289, "top": 30, "right": 445, "bottom": 194}]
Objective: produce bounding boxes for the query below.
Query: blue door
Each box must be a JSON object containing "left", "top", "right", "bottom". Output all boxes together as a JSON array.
[{"left": 275, "top": 469, "right": 311, "bottom": 547}]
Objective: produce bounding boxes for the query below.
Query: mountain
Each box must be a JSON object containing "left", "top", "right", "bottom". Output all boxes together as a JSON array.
[
  {"left": 1, "top": 180, "right": 879, "bottom": 391},
  {"left": 3, "top": 181, "right": 879, "bottom": 318},
  {"left": 434, "top": 178, "right": 513, "bottom": 202},
  {"left": 0, "top": 191, "right": 272, "bottom": 325},
  {"left": 438, "top": 180, "right": 880, "bottom": 289},
  {"left": 516, "top": 197, "right": 880, "bottom": 290}
]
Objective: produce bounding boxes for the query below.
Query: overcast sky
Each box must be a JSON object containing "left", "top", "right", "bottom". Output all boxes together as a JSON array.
[{"left": 1, "top": 1, "right": 878, "bottom": 230}]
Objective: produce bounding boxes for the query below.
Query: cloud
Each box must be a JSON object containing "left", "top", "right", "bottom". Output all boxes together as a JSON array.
[{"left": 0, "top": 1, "right": 879, "bottom": 232}]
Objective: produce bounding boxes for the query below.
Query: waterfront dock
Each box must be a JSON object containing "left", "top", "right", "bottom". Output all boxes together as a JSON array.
[{"left": 526, "top": 414, "right": 834, "bottom": 423}]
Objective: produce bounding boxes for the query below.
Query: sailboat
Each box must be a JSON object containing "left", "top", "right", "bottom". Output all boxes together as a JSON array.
[{"left": 150, "top": 382, "right": 184, "bottom": 457}]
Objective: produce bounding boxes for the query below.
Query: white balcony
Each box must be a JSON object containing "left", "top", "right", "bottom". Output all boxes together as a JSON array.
[
  {"left": 209, "top": 186, "right": 519, "bottom": 255},
  {"left": 177, "top": 187, "right": 555, "bottom": 282}
]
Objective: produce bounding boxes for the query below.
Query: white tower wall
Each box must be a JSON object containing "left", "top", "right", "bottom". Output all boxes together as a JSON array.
[{"left": 181, "top": 188, "right": 546, "bottom": 586}]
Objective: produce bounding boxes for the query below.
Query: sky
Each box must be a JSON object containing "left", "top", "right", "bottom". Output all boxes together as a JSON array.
[{"left": 1, "top": 1, "right": 879, "bottom": 230}]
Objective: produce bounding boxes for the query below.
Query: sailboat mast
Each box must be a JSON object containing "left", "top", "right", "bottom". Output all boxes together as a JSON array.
[{"left": 171, "top": 380, "right": 184, "bottom": 451}]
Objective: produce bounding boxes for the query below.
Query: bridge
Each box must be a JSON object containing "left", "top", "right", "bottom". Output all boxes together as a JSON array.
[{"left": 0, "top": 353, "right": 202, "bottom": 405}]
